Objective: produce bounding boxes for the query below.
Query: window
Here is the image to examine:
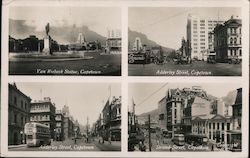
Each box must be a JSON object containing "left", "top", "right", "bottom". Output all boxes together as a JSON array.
[
  {"left": 209, "top": 123, "right": 211, "bottom": 129},
  {"left": 239, "top": 49, "right": 242, "bottom": 56},
  {"left": 174, "top": 109, "right": 177, "bottom": 118},
  {"left": 217, "top": 123, "right": 220, "bottom": 130},
  {"left": 230, "top": 37, "right": 233, "bottom": 44},
  {"left": 21, "top": 100, "right": 23, "bottom": 109},
  {"left": 213, "top": 123, "right": 215, "bottom": 129},
  {"left": 227, "top": 123, "right": 230, "bottom": 130},
  {"left": 14, "top": 114, "right": 17, "bottom": 123},
  {"left": 159, "top": 114, "right": 164, "bottom": 120},
  {"left": 222, "top": 123, "right": 224, "bottom": 130},
  {"left": 14, "top": 96, "right": 17, "bottom": 105},
  {"left": 234, "top": 37, "right": 237, "bottom": 44},
  {"left": 25, "top": 102, "right": 27, "bottom": 110}
]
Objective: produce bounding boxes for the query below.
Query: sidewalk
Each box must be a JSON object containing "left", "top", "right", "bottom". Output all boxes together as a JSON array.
[{"left": 8, "top": 144, "right": 27, "bottom": 149}]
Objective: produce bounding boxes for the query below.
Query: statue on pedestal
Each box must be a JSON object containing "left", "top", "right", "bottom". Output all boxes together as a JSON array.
[{"left": 43, "top": 23, "right": 51, "bottom": 55}]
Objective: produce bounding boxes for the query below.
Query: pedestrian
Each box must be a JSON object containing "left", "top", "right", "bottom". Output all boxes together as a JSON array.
[
  {"left": 211, "top": 144, "right": 214, "bottom": 151},
  {"left": 170, "top": 147, "right": 172, "bottom": 152}
]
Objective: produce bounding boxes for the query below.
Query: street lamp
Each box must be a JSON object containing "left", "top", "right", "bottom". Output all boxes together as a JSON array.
[{"left": 20, "top": 131, "right": 24, "bottom": 144}]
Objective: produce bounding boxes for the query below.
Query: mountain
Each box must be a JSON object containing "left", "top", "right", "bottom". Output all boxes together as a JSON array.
[
  {"left": 128, "top": 28, "right": 175, "bottom": 55},
  {"left": 9, "top": 19, "right": 107, "bottom": 45},
  {"left": 222, "top": 90, "right": 237, "bottom": 106},
  {"left": 137, "top": 109, "right": 159, "bottom": 124}
]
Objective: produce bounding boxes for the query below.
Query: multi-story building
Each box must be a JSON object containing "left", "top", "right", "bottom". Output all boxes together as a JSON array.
[
  {"left": 8, "top": 83, "right": 31, "bottom": 145},
  {"left": 187, "top": 14, "right": 224, "bottom": 60},
  {"left": 109, "top": 96, "right": 121, "bottom": 141},
  {"left": 192, "top": 114, "right": 232, "bottom": 144},
  {"left": 214, "top": 16, "right": 242, "bottom": 63},
  {"left": 132, "top": 37, "right": 142, "bottom": 51},
  {"left": 101, "top": 96, "right": 122, "bottom": 141},
  {"left": 158, "top": 86, "right": 211, "bottom": 138},
  {"left": 227, "top": 88, "right": 242, "bottom": 149},
  {"left": 105, "top": 29, "right": 121, "bottom": 54},
  {"left": 55, "top": 110, "right": 64, "bottom": 141},
  {"left": 62, "top": 105, "right": 74, "bottom": 139},
  {"left": 158, "top": 96, "right": 167, "bottom": 130},
  {"left": 30, "top": 97, "right": 56, "bottom": 140}
]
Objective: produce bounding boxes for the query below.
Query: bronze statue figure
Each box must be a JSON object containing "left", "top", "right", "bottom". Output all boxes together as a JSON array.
[{"left": 45, "top": 23, "right": 50, "bottom": 35}]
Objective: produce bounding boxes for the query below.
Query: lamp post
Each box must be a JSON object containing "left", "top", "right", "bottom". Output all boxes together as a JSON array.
[{"left": 20, "top": 131, "right": 24, "bottom": 144}]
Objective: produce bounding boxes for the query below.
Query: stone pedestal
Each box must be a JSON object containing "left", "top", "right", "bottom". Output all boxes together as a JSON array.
[{"left": 43, "top": 35, "right": 50, "bottom": 55}]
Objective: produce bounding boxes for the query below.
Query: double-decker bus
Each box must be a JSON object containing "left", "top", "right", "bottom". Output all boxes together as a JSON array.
[
  {"left": 172, "top": 134, "right": 185, "bottom": 146},
  {"left": 24, "top": 122, "right": 51, "bottom": 147},
  {"left": 184, "top": 134, "right": 208, "bottom": 146}
]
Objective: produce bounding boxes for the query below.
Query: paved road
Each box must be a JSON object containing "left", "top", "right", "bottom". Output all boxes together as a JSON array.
[
  {"left": 9, "top": 52, "right": 121, "bottom": 76},
  {"left": 9, "top": 138, "right": 121, "bottom": 151},
  {"left": 128, "top": 61, "right": 241, "bottom": 76}
]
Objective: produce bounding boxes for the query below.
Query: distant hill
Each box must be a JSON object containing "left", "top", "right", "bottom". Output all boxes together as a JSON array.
[
  {"left": 222, "top": 90, "right": 237, "bottom": 106},
  {"left": 137, "top": 109, "right": 159, "bottom": 124},
  {"left": 9, "top": 19, "right": 107, "bottom": 45},
  {"left": 128, "top": 28, "right": 174, "bottom": 56}
]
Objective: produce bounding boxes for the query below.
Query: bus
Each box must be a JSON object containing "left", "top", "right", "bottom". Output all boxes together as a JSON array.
[
  {"left": 24, "top": 122, "right": 51, "bottom": 147},
  {"left": 184, "top": 134, "right": 208, "bottom": 146},
  {"left": 172, "top": 134, "right": 185, "bottom": 146}
]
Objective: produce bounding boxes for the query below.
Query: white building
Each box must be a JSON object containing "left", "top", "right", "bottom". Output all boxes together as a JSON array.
[
  {"left": 187, "top": 14, "right": 224, "bottom": 60},
  {"left": 132, "top": 37, "right": 142, "bottom": 51},
  {"left": 105, "top": 29, "right": 121, "bottom": 54}
]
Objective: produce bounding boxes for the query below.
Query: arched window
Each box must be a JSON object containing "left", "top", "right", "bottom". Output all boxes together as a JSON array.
[
  {"left": 234, "top": 37, "right": 237, "bottom": 44},
  {"left": 230, "top": 37, "right": 233, "bottom": 44}
]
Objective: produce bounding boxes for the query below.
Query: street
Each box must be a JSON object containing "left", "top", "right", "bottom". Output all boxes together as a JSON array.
[
  {"left": 9, "top": 51, "right": 121, "bottom": 76},
  {"left": 133, "top": 132, "right": 227, "bottom": 152},
  {"left": 128, "top": 61, "right": 241, "bottom": 76},
  {"left": 8, "top": 138, "right": 121, "bottom": 151}
]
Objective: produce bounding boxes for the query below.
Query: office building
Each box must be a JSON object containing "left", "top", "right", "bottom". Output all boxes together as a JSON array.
[
  {"left": 8, "top": 83, "right": 31, "bottom": 145},
  {"left": 187, "top": 14, "right": 224, "bottom": 60}
]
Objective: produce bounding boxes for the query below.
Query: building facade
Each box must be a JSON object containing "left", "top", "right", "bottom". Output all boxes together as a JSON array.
[
  {"left": 62, "top": 105, "right": 75, "bottom": 139},
  {"left": 187, "top": 14, "right": 224, "bottom": 60},
  {"left": 214, "top": 16, "right": 242, "bottom": 63},
  {"left": 158, "top": 86, "right": 212, "bottom": 138},
  {"left": 30, "top": 97, "right": 56, "bottom": 140},
  {"left": 132, "top": 37, "right": 142, "bottom": 51},
  {"left": 8, "top": 83, "right": 31, "bottom": 145},
  {"left": 105, "top": 29, "right": 122, "bottom": 54},
  {"left": 192, "top": 114, "right": 233, "bottom": 144},
  {"left": 55, "top": 110, "right": 64, "bottom": 141}
]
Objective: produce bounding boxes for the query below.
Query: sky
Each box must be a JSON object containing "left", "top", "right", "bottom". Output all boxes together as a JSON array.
[
  {"left": 13, "top": 82, "right": 121, "bottom": 127},
  {"left": 9, "top": 7, "right": 121, "bottom": 37},
  {"left": 129, "top": 7, "right": 241, "bottom": 49},
  {"left": 128, "top": 83, "right": 241, "bottom": 115}
]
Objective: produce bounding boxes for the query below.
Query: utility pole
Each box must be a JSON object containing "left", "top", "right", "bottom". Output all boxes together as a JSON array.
[
  {"left": 87, "top": 116, "right": 89, "bottom": 143},
  {"left": 148, "top": 114, "right": 151, "bottom": 152}
]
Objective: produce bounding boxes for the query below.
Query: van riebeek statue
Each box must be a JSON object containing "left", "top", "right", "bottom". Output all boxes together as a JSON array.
[{"left": 42, "top": 23, "right": 51, "bottom": 55}]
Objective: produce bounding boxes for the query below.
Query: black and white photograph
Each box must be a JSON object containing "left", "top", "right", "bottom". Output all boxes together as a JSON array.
[
  {"left": 128, "top": 7, "right": 242, "bottom": 76},
  {"left": 9, "top": 7, "right": 121, "bottom": 76},
  {"left": 8, "top": 82, "right": 121, "bottom": 151},
  {"left": 128, "top": 83, "right": 242, "bottom": 152}
]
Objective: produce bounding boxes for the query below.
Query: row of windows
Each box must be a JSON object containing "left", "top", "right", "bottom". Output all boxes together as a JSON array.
[
  {"left": 208, "top": 122, "right": 231, "bottom": 131},
  {"left": 228, "top": 49, "right": 242, "bottom": 56},
  {"left": 30, "top": 115, "right": 51, "bottom": 121},
  {"left": 9, "top": 111, "right": 28, "bottom": 127},
  {"left": 30, "top": 104, "right": 50, "bottom": 111},
  {"left": 12, "top": 95, "right": 29, "bottom": 111}
]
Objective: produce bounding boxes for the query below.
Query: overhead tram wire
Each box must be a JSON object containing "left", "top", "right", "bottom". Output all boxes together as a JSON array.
[
  {"left": 137, "top": 83, "right": 168, "bottom": 107},
  {"left": 136, "top": 8, "right": 193, "bottom": 31}
]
